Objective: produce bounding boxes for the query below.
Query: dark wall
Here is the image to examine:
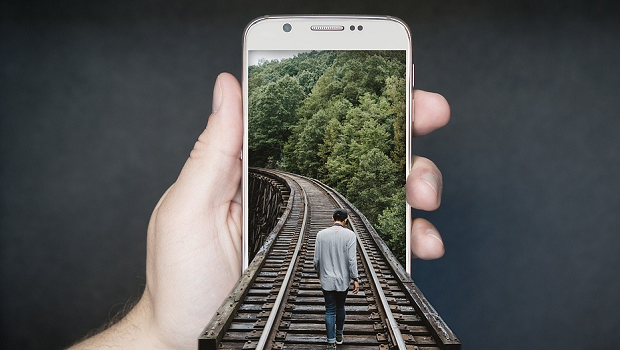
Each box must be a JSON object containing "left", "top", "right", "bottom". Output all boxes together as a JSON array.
[{"left": 2, "top": 1, "right": 619, "bottom": 349}]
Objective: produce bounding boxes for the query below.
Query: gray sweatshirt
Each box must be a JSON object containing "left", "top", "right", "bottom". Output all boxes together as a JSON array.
[{"left": 313, "top": 225, "right": 359, "bottom": 291}]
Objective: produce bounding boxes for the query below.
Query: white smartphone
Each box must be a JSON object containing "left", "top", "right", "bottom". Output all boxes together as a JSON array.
[{"left": 242, "top": 15, "right": 413, "bottom": 275}]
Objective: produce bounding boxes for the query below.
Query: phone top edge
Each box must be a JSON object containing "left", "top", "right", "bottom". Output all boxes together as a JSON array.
[
  {"left": 245, "top": 14, "right": 410, "bottom": 32},
  {"left": 243, "top": 15, "right": 269, "bottom": 40},
  {"left": 260, "top": 14, "right": 402, "bottom": 20},
  {"left": 244, "top": 15, "right": 411, "bottom": 52}
]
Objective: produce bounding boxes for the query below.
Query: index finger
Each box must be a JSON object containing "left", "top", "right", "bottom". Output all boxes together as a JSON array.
[{"left": 413, "top": 90, "right": 450, "bottom": 137}]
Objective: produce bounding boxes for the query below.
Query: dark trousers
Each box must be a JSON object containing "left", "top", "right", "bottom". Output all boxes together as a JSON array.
[{"left": 322, "top": 289, "right": 348, "bottom": 343}]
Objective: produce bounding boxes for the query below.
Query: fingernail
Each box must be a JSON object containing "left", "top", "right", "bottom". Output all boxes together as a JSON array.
[
  {"left": 425, "top": 228, "right": 443, "bottom": 243},
  {"left": 212, "top": 75, "right": 223, "bottom": 114},
  {"left": 420, "top": 172, "right": 439, "bottom": 195}
]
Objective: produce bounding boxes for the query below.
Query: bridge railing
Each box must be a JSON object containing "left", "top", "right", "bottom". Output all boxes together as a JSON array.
[
  {"left": 199, "top": 168, "right": 294, "bottom": 350},
  {"left": 248, "top": 168, "right": 291, "bottom": 260}
]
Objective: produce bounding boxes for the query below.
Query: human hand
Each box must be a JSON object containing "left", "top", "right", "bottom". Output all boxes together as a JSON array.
[
  {"left": 352, "top": 280, "right": 360, "bottom": 294},
  {"left": 137, "top": 73, "right": 244, "bottom": 348},
  {"left": 408, "top": 91, "right": 450, "bottom": 260},
  {"left": 68, "top": 73, "right": 243, "bottom": 350}
]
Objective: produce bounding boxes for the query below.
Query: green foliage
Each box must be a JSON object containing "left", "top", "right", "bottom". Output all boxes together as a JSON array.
[
  {"left": 345, "top": 148, "right": 398, "bottom": 223},
  {"left": 324, "top": 93, "right": 392, "bottom": 192},
  {"left": 283, "top": 96, "right": 352, "bottom": 178},
  {"left": 249, "top": 51, "right": 337, "bottom": 97},
  {"left": 282, "top": 109, "right": 331, "bottom": 176},
  {"left": 248, "top": 75, "right": 305, "bottom": 167},
  {"left": 249, "top": 50, "right": 407, "bottom": 264},
  {"left": 296, "top": 50, "right": 405, "bottom": 119},
  {"left": 377, "top": 190, "right": 407, "bottom": 264},
  {"left": 384, "top": 75, "right": 407, "bottom": 172}
]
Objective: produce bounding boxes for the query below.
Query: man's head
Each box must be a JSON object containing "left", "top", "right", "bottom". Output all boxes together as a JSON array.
[{"left": 333, "top": 208, "right": 348, "bottom": 223}]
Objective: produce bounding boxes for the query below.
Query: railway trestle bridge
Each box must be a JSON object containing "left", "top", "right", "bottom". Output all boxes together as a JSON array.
[{"left": 199, "top": 168, "right": 460, "bottom": 350}]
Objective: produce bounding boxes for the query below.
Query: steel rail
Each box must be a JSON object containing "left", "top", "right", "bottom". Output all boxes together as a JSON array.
[
  {"left": 309, "top": 178, "right": 408, "bottom": 350},
  {"left": 253, "top": 173, "right": 309, "bottom": 350}
]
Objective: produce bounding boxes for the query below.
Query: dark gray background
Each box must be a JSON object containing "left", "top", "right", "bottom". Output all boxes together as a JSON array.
[{"left": 1, "top": 1, "right": 619, "bottom": 349}]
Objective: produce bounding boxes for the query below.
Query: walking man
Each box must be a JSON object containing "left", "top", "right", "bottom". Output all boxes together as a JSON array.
[{"left": 313, "top": 208, "right": 360, "bottom": 349}]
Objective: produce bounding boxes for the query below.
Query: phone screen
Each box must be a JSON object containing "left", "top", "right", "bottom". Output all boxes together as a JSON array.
[{"left": 246, "top": 49, "right": 408, "bottom": 268}]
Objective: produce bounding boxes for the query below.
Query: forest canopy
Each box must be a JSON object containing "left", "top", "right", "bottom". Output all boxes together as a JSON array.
[{"left": 249, "top": 50, "right": 407, "bottom": 263}]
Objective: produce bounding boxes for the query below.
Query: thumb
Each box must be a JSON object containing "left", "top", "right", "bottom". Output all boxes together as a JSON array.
[{"left": 167, "top": 73, "right": 243, "bottom": 210}]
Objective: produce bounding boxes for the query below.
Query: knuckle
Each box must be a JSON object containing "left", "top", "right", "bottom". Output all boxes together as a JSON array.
[{"left": 189, "top": 132, "right": 211, "bottom": 160}]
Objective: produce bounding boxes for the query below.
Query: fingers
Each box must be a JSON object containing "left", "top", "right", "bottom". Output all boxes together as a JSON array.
[
  {"left": 409, "top": 91, "right": 448, "bottom": 260},
  {"left": 407, "top": 156, "right": 443, "bottom": 211},
  {"left": 412, "top": 90, "right": 450, "bottom": 137},
  {"left": 411, "top": 218, "right": 445, "bottom": 260},
  {"left": 407, "top": 156, "right": 445, "bottom": 260},
  {"left": 168, "top": 73, "right": 243, "bottom": 210}
]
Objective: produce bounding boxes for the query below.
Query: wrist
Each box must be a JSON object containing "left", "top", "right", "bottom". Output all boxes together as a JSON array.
[{"left": 67, "top": 291, "right": 163, "bottom": 350}]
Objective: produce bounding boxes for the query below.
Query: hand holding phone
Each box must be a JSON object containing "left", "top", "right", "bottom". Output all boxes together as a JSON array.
[{"left": 68, "top": 16, "right": 449, "bottom": 350}]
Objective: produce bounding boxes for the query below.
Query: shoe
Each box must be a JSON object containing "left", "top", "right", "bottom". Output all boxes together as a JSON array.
[
  {"left": 336, "top": 333, "right": 344, "bottom": 345},
  {"left": 326, "top": 343, "right": 337, "bottom": 350}
]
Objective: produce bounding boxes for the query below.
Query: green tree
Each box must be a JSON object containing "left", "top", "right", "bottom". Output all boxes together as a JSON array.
[
  {"left": 377, "top": 190, "right": 407, "bottom": 264},
  {"left": 281, "top": 109, "right": 330, "bottom": 176},
  {"left": 248, "top": 75, "right": 305, "bottom": 167},
  {"left": 297, "top": 51, "right": 405, "bottom": 119},
  {"left": 283, "top": 96, "right": 352, "bottom": 177},
  {"left": 345, "top": 148, "right": 399, "bottom": 223},
  {"left": 323, "top": 92, "right": 392, "bottom": 190}
]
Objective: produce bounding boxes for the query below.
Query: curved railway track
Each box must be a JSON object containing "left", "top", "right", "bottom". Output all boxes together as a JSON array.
[{"left": 200, "top": 169, "right": 460, "bottom": 350}]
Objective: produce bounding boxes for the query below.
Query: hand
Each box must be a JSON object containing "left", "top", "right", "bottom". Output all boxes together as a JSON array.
[
  {"left": 137, "top": 73, "right": 244, "bottom": 348},
  {"left": 408, "top": 91, "right": 450, "bottom": 260},
  {"left": 352, "top": 280, "right": 360, "bottom": 294},
  {"left": 68, "top": 73, "right": 449, "bottom": 349},
  {"left": 68, "top": 73, "right": 243, "bottom": 350}
]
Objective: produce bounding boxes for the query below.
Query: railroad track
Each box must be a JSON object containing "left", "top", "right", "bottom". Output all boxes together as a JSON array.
[{"left": 200, "top": 169, "right": 460, "bottom": 350}]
